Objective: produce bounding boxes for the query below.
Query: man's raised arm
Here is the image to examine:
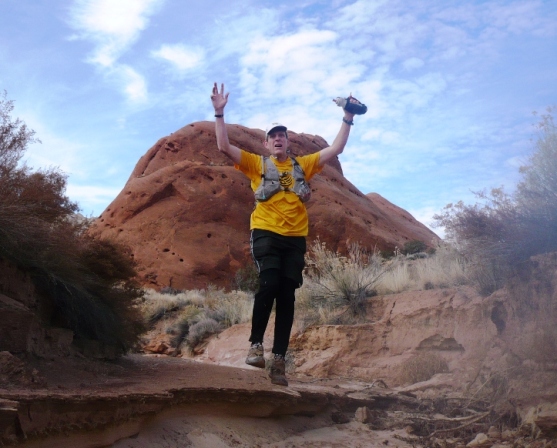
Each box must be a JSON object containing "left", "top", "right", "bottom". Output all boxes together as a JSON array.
[
  {"left": 317, "top": 108, "right": 356, "bottom": 167},
  {"left": 211, "top": 83, "right": 242, "bottom": 164}
]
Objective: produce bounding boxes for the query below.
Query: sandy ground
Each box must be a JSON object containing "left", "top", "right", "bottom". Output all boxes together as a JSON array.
[
  {"left": 111, "top": 407, "right": 415, "bottom": 448},
  {"left": 2, "top": 353, "right": 420, "bottom": 448}
]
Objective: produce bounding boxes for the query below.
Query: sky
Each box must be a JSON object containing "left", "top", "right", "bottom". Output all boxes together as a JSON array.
[{"left": 1, "top": 0, "right": 556, "bottom": 236}]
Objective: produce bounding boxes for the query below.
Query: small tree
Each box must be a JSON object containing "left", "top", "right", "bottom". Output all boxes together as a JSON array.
[
  {"left": 0, "top": 91, "right": 144, "bottom": 353},
  {"left": 0, "top": 91, "right": 38, "bottom": 173},
  {"left": 515, "top": 109, "right": 557, "bottom": 256},
  {"left": 433, "top": 108, "right": 557, "bottom": 294}
]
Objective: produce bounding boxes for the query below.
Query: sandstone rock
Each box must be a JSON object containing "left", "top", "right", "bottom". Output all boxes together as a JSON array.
[
  {"left": 143, "top": 340, "right": 170, "bottom": 355},
  {"left": 0, "top": 260, "right": 75, "bottom": 358},
  {"left": 487, "top": 425, "right": 501, "bottom": 438},
  {"left": 331, "top": 411, "right": 351, "bottom": 424},
  {"left": 521, "top": 402, "right": 557, "bottom": 437},
  {"left": 289, "top": 286, "right": 499, "bottom": 385},
  {"left": 0, "top": 352, "right": 45, "bottom": 388},
  {"left": 354, "top": 406, "right": 373, "bottom": 423},
  {"left": 89, "top": 121, "right": 438, "bottom": 290},
  {"left": 0, "top": 398, "right": 19, "bottom": 445},
  {"left": 466, "top": 432, "right": 489, "bottom": 447},
  {"left": 0, "top": 294, "right": 38, "bottom": 353}
]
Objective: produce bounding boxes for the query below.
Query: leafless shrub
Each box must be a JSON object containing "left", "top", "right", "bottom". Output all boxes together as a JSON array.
[{"left": 434, "top": 109, "right": 557, "bottom": 294}]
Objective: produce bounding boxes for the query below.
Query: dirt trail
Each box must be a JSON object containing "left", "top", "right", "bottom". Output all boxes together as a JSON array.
[{"left": 0, "top": 354, "right": 421, "bottom": 447}]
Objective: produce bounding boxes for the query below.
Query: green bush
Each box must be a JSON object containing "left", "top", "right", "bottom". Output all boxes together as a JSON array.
[{"left": 0, "top": 91, "right": 144, "bottom": 353}]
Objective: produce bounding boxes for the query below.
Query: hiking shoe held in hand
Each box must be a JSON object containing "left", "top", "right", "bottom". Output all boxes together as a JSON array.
[
  {"left": 245, "top": 342, "right": 265, "bottom": 368},
  {"left": 269, "top": 354, "right": 288, "bottom": 386}
]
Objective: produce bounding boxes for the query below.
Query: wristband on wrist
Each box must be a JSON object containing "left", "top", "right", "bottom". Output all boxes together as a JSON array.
[
  {"left": 343, "top": 118, "right": 354, "bottom": 126},
  {"left": 214, "top": 114, "right": 224, "bottom": 118}
]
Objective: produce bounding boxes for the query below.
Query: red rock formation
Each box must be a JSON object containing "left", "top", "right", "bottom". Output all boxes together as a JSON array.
[{"left": 90, "top": 121, "right": 438, "bottom": 290}]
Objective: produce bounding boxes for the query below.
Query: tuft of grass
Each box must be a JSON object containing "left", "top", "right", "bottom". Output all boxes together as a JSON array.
[{"left": 297, "top": 240, "right": 384, "bottom": 327}]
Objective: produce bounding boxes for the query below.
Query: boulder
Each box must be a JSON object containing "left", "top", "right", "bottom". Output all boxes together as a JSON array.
[{"left": 90, "top": 121, "right": 438, "bottom": 290}]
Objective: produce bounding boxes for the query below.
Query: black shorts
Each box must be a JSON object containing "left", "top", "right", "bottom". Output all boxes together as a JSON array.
[{"left": 250, "top": 229, "right": 306, "bottom": 286}]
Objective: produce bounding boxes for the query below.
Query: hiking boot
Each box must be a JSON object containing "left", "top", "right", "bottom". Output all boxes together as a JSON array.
[
  {"left": 245, "top": 342, "right": 265, "bottom": 368},
  {"left": 269, "top": 354, "right": 288, "bottom": 386}
]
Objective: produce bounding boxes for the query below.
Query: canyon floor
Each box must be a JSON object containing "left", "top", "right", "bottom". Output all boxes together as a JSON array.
[{"left": 2, "top": 353, "right": 432, "bottom": 448}]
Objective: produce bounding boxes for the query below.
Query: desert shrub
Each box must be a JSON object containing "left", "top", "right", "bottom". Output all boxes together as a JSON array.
[
  {"left": 160, "top": 286, "right": 184, "bottom": 295},
  {"left": 396, "top": 352, "right": 449, "bottom": 385},
  {"left": 212, "top": 290, "right": 254, "bottom": 327},
  {"left": 232, "top": 263, "right": 259, "bottom": 292},
  {"left": 141, "top": 287, "right": 253, "bottom": 349},
  {"left": 0, "top": 91, "right": 144, "bottom": 352},
  {"left": 403, "top": 240, "right": 427, "bottom": 255},
  {"left": 169, "top": 305, "right": 202, "bottom": 347},
  {"left": 434, "top": 109, "right": 557, "bottom": 294},
  {"left": 186, "top": 318, "right": 221, "bottom": 348},
  {"left": 298, "top": 240, "right": 383, "bottom": 326},
  {"left": 433, "top": 189, "right": 518, "bottom": 294},
  {"left": 296, "top": 241, "right": 471, "bottom": 329},
  {"left": 141, "top": 289, "right": 193, "bottom": 324}
]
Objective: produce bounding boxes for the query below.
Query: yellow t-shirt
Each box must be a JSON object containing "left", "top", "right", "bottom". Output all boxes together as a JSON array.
[{"left": 236, "top": 150, "right": 323, "bottom": 236}]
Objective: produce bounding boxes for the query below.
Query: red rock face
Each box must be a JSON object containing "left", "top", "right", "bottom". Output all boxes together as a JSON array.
[{"left": 90, "top": 121, "right": 439, "bottom": 290}]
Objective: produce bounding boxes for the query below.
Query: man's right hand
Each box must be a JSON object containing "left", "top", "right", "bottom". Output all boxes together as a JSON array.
[{"left": 211, "top": 82, "right": 229, "bottom": 114}]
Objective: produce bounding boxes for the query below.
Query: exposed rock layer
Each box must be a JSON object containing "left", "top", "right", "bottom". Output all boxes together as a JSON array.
[{"left": 90, "top": 121, "right": 438, "bottom": 290}]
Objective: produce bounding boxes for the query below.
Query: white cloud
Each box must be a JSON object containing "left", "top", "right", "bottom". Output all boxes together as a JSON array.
[
  {"left": 66, "top": 184, "right": 122, "bottom": 216},
  {"left": 119, "top": 65, "right": 148, "bottom": 103},
  {"left": 19, "top": 118, "right": 85, "bottom": 176},
  {"left": 66, "top": 0, "right": 162, "bottom": 102},
  {"left": 68, "top": 0, "right": 163, "bottom": 67},
  {"left": 152, "top": 44, "right": 205, "bottom": 74}
]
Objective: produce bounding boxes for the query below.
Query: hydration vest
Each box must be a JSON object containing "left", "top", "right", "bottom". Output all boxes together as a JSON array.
[{"left": 254, "top": 156, "right": 312, "bottom": 203}]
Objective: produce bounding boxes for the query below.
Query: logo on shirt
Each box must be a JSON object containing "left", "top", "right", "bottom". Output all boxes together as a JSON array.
[{"left": 279, "top": 171, "right": 294, "bottom": 190}]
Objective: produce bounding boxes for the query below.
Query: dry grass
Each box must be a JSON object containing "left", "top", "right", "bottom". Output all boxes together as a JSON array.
[
  {"left": 143, "top": 243, "right": 474, "bottom": 347},
  {"left": 295, "top": 241, "right": 471, "bottom": 331},
  {"left": 297, "top": 240, "right": 384, "bottom": 328},
  {"left": 140, "top": 287, "right": 253, "bottom": 351},
  {"left": 376, "top": 243, "right": 469, "bottom": 294}
]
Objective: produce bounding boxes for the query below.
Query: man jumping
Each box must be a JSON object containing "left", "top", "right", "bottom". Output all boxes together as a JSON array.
[{"left": 210, "top": 82, "right": 364, "bottom": 386}]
